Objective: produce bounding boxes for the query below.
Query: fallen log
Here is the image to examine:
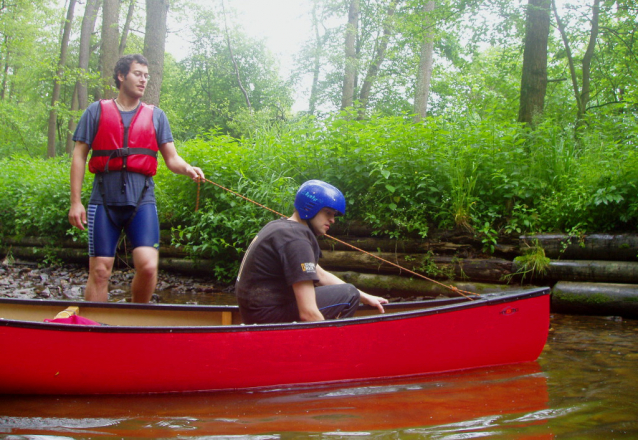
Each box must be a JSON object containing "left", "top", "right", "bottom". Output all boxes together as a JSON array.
[
  {"left": 319, "top": 236, "right": 473, "bottom": 255},
  {"left": 320, "top": 250, "right": 513, "bottom": 283},
  {"left": 521, "top": 234, "right": 638, "bottom": 261},
  {"left": 3, "top": 236, "right": 85, "bottom": 249},
  {"left": 515, "top": 260, "right": 638, "bottom": 283},
  {"left": 320, "top": 236, "right": 518, "bottom": 258},
  {"left": 331, "top": 271, "right": 528, "bottom": 299},
  {"left": 551, "top": 281, "right": 638, "bottom": 319},
  {"left": 2, "top": 245, "right": 87, "bottom": 264}
]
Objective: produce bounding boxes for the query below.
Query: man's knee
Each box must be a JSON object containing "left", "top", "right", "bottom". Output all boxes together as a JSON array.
[
  {"left": 89, "top": 258, "right": 114, "bottom": 283},
  {"left": 133, "top": 247, "right": 159, "bottom": 278}
]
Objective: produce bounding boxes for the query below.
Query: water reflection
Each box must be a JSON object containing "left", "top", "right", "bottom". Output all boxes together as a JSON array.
[
  {"left": 0, "top": 364, "right": 546, "bottom": 437},
  {"left": 0, "top": 314, "right": 637, "bottom": 438}
]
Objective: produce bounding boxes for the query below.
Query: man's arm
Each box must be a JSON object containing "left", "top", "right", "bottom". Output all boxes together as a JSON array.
[
  {"left": 68, "top": 141, "right": 90, "bottom": 230},
  {"left": 159, "top": 142, "right": 205, "bottom": 181},
  {"left": 292, "top": 280, "right": 325, "bottom": 322},
  {"left": 316, "top": 264, "right": 388, "bottom": 313}
]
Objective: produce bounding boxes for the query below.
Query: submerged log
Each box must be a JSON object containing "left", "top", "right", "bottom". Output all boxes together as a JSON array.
[
  {"left": 320, "top": 250, "right": 513, "bottom": 282},
  {"left": 521, "top": 234, "right": 638, "bottom": 261},
  {"left": 551, "top": 281, "right": 638, "bottom": 319}
]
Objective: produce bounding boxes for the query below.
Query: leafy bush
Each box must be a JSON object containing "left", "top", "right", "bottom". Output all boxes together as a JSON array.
[{"left": 1, "top": 111, "right": 637, "bottom": 282}]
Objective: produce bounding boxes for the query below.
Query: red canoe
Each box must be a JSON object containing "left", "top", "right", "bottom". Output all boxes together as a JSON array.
[{"left": 0, "top": 287, "right": 549, "bottom": 395}]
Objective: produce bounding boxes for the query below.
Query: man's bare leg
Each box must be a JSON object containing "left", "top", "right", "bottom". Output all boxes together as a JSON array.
[
  {"left": 85, "top": 256, "right": 115, "bottom": 302},
  {"left": 131, "top": 246, "right": 159, "bottom": 303}
]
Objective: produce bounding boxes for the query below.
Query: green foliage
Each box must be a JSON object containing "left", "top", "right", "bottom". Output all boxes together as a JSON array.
[
  {"left": 1, "top": 108, "right": 638, "bottom": 281},
  {"left": 0, "top": 155, "right": 82, "bottom": 240},
  {"left": 507, "top": 240, "right": 551, "bottom": 284}
]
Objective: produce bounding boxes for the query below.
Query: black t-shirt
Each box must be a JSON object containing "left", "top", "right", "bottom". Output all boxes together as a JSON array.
[{"left": 235, "top": 218, "right": 321, "bottom": 309}]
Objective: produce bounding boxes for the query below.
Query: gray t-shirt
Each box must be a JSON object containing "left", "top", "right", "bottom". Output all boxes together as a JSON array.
[{"left": 73, "top": 100, "right": 174, "bottom": 206}]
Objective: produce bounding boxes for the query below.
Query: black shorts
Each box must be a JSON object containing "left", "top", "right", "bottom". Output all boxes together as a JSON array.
[{"left": 238, "top": 283, "right": 360, "bottom": 324}]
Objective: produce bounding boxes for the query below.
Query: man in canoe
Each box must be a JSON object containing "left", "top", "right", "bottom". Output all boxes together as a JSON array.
[
  {"left": 235, "top": 180, "right": 388, "bottom": 324},
  {"left": 68, "top": 54, "right": 205, "bottom": 303}
]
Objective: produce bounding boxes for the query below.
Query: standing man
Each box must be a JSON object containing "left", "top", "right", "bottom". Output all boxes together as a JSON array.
[
  {"left": 235, "top": 180, "right": 388, "bottom": 324},
  {"left": 68, "top": 54, "right": 204, "bottom": 303}
]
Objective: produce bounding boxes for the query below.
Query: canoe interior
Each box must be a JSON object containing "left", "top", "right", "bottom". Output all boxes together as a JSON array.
[{"left": 0, "top": 290, "right": 543, "bottom": 328}]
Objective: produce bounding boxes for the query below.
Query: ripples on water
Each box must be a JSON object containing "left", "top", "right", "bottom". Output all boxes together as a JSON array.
[{"left": 0, "top": 314, "right": 636, "bottom": 439}]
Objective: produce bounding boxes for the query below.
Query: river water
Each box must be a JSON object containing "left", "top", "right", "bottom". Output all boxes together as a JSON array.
[{"left": 0, "top": 312, "right": 636, "bottom": 439}]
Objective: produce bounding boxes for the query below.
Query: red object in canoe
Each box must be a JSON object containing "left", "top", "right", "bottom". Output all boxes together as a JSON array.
[{"left": 0, "top": 288, "right": 549, "bottom": 395}]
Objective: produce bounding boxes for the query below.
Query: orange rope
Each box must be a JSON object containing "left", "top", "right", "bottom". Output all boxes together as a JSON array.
[{"left": 196, "top": 177, "right": 479, "bottom": 300}]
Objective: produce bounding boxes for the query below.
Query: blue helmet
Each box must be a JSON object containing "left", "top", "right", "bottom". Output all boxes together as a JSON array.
[{"left": 294, "top": 180, "right": 346, "bottom": 220}]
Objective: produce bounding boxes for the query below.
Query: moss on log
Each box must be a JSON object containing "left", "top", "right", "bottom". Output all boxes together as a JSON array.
[
  {"left": 536, "top": 260, "right": 638, "bottom": 283},
  {"left": 331, "top": 271, "right": 525, "bottom": 299},
  {"left": 551, "top": 281, "right": 638, "bottom": 319},
  {"left": 521, "top": 234, "right": 638, "bottom": 261},
  {"left": 320, "top": 250, "right": 513, "bottom": 282}
]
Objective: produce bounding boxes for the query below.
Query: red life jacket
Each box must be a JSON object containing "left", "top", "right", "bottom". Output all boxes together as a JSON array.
[{"left": 88, "top": 100, "right": 159, "bottom": 176}]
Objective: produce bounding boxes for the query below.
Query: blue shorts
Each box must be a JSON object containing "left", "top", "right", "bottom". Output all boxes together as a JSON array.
[{"left": 87, "top": 204, "right": 160, "bottom": 257}]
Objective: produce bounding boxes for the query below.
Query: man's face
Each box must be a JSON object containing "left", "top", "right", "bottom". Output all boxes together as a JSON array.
[
  {"left": 118, "top": 61, "right": 149, "bottom": 99},
  {"left": 309, "top": 207, "right": 337, "bottom": 236}
]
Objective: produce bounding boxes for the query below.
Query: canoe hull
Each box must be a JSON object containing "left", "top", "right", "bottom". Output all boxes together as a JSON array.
[{"left": 0, "top": 289, "right": 549, "bottom": 395}]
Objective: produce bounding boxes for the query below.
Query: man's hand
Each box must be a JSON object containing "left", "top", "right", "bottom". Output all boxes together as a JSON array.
[
  {"left": 68, "top": 202, "right": 87, "bottom": 230},
  {"left": 186, "top": 165, "right": 205, "bottom": 182},
  {"left": 359, "top": 291, "right": 389, "bottom": 314}
]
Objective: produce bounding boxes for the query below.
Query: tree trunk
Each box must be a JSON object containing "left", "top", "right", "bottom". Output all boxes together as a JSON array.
[
  {"left": 580, "top": 0, "right": 600, "bottom": 118},
  {"left": 309, "top": 0, "right": 322, "bottom": 115},
  {"left": 46, "top": 0, "right": 76, "bottom": 158},
  {"left": 65, "top": 83, "right": 79, "bottom": 154},
  {"left": 1, "top": 36, "right": 9, "bottom": 100},
  {"left": 413, "top": 1, "right": 435, "bottom": 122},
  {"left": 143, "top": 0, "right": 169, "bottom": 106},
  {"left": 517, "top": 0, "right": 550, "bottom": 126},
  {"left": 221, "top": 0, "right": 251, "bottom": 110},
  {"left": 357, "top": 0, "right": 400, "bottom": 118},
  {"left": 341, "top": 0, "right": 359, "bottom": 109},
  {"left": 77, "top": 0, "right": 101, "bottom": 110},
  {"left": 119, "top": 0, "right": 136, "bottom": 57},
  {"left": 100, "top": 0, "right": 121, "bottom": 100},
  {"left": 552, "top": 0, "right": 600, "bottom": 121}
]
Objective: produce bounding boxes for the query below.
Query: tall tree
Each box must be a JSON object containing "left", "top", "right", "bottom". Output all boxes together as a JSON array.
[
  {"left": 119, "top": 0, "right": 137, "bottom": 57},
  {"left": 66, "top": 0, "right": 101, "bottom": 154},
  {"left": 221, "top": 0, "right": 251, "bottom": 110},
  {"left": 357, "top": 0, "right": 400, "bottom": 118},
  {"left": 341, "top": 0, "right": 360, "bottom": 109},
  {"left": 413, "top": 0, "right": 435, "bottom": 122},
  {"left": 518, "top": 0, "right": 550, "bottom": 126},
  {"left": 100, "top": 0, "right": 120, "bottom": 99},
  {"left": 46, "top": 0, "right": 76, "bottom": 158},
  {"left": 143, "top": 0, "right": 169, "bottom": 106},
  {"left": 77, "top": 0, "right": 101, "bottom": 109},
  {"left": 552, "top": 0, "right": 600, "bottom": 121},
  {"left": 309, "top": 0, "right": 326, "bottom": 115}
]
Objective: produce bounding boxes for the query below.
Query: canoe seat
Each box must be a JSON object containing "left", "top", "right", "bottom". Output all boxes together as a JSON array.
[{"left": 54, "top": 306, "right": 79, "bottom": 320}]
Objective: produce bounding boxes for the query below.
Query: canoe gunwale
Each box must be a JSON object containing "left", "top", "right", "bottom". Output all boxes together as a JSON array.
[{"left": 0, "top": 287, "right": 550, "bottom": 334}]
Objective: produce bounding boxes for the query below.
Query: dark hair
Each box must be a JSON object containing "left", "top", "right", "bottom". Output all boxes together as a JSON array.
[{"left": 113, "top": 54, "right": 148, "bottom": 89}]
